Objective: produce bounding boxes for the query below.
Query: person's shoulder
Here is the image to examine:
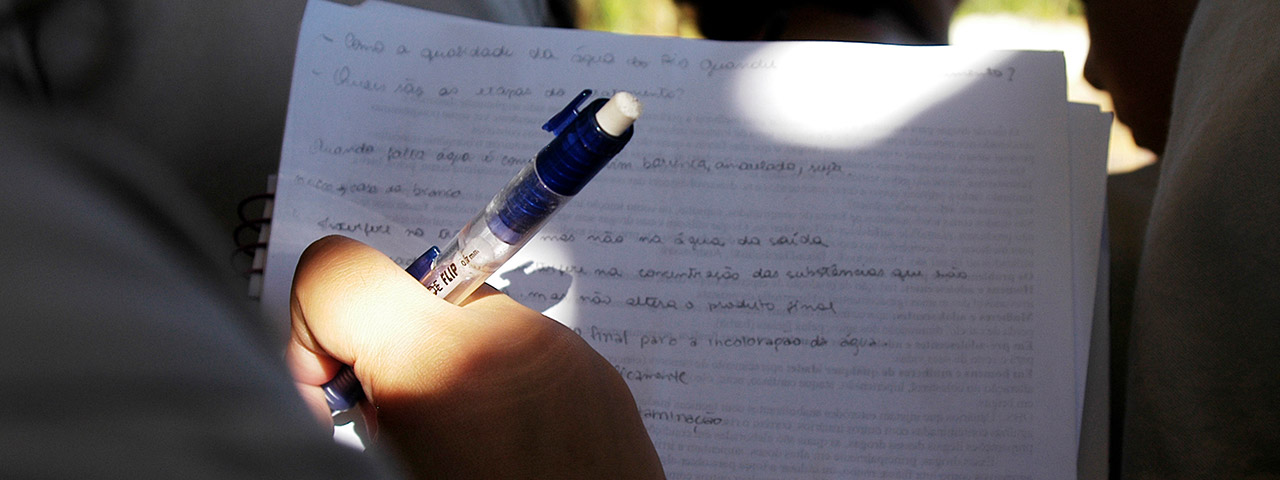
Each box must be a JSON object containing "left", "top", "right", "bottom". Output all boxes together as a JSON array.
[
  {"left": 0, "top": 104, "right": 397, "bottom": 479},
  {"left": 1167, "top": 1, "right": 1280, "bottom": 160}
]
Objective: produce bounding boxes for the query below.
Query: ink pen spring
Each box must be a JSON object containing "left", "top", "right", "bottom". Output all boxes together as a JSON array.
[{"left": 323, "top": 89, "right": 643, "bottom": 412}]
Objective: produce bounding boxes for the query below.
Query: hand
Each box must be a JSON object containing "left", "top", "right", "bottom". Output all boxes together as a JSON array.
[{"left": 287, "top": 235, "right": 665, "bottom": 479}]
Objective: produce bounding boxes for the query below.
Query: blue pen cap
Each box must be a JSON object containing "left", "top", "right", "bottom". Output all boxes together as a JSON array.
[
  {"left": 536, "top": 98, "right": 634, "bottom": 196},
  {"left": 489, "top": 97, "right": 634, "bottom": 243}
]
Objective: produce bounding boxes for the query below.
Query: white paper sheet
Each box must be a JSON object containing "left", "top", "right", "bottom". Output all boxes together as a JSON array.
[{"left": 1067, "top": 103, "right": 1113, "bottom": 479}]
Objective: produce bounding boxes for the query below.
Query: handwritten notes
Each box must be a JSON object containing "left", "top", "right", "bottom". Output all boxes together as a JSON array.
[{"left": 263, "top": 2, "right": 1109, "bottom": 478}]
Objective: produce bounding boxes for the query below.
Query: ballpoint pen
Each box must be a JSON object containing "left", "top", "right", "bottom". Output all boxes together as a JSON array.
[{"left": 323, "top": 89, "right": 642, "bottom": 412}]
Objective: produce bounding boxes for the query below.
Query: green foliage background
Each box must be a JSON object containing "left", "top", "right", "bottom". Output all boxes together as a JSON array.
[{"left": 957, "top": 0, "right": 1083, "bottom": 18}]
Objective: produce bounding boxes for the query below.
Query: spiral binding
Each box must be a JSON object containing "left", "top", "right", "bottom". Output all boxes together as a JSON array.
[{"left": 233, "top": 175, "right": 276, "bottom": 299}]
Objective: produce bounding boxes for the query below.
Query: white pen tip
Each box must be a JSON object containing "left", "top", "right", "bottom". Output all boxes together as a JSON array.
[{"left": 595, "top": 91, "right": 642, "bottom": 136}]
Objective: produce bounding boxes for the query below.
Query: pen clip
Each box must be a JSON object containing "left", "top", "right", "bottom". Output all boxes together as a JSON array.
[
  {"left": 405, "top": 245, "right": 441, "bottom": 281},
  {"left": 541, "top": 89, "right": 592, "bottom": 136}
]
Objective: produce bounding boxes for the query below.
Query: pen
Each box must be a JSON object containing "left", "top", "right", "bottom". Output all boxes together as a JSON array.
[{"left": 324, "top": 89, "right": 643, "bottom": 412}]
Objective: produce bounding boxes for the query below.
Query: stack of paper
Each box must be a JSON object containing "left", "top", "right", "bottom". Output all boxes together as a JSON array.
[{"left": 262, "top": 1, "right": 1112, "bottom": 478}]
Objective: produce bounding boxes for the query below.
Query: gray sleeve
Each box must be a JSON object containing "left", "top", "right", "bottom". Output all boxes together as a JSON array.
[
  {"left": 0, "top": 111, "right": 397, "bottom": 479},
  {"left": 1120, "top": 2, "right": 1280, "bottom": 477}
]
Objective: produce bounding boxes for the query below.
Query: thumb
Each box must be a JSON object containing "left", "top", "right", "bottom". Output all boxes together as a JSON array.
[{"left": 286, "top": 235, "right": 452, "bottom": 392}]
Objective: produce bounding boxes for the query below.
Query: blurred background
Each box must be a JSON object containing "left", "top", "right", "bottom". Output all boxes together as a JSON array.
[{"left": 570, "top": 0, "right": 1154, "bottom": 174}]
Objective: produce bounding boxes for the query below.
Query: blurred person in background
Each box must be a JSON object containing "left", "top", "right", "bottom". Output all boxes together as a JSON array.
[{"left": 1082, "top": 0, "right": 1280, "bottom": 477}]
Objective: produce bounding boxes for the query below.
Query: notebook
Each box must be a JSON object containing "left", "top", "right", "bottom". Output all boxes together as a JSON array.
[{"left": 259, "top": 1, "right": 1112, "bottom": 478}]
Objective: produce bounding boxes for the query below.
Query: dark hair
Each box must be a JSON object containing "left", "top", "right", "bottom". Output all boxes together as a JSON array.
[{"left": 676, "top": 0, "right": 938, "bottom": 41}]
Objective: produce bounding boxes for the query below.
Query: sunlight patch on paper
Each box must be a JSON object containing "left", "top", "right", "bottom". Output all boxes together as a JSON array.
[{"left": 734, "top": 42, "right": 1019, "bottom": 150}]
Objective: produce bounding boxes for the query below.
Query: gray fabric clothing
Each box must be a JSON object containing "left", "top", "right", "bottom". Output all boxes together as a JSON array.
[
  {"left": 5, "top": 0, "right": 561, "bottom": 236},
  {"left": 0, "top": 107, "right": 396, "bottom": 478},
  {"left": 1121, "top": 1, "right": 1280, "bottom": 477}
]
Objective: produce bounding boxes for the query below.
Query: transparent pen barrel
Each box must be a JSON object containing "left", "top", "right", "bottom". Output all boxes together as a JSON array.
[{"left": 418, "top": 161, "right": 570, "bottom": 304}]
